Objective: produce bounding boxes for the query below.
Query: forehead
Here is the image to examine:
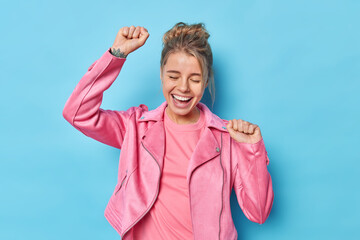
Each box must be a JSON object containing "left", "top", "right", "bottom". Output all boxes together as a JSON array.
[{"left": 163, "top": 51, "right": 202, "bottom": 73}]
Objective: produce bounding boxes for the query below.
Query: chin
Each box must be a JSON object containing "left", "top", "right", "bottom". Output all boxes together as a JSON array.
[{"left": 168, "top": 101, "right": 198, "bottom": 118}]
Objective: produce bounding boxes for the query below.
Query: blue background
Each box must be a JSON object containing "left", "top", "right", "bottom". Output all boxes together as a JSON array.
[{"left": 1, "top": 0, "right": 359, "bottom": 239}]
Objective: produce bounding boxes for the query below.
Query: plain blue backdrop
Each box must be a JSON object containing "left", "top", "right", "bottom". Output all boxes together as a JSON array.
[{"left": 1, "top": 0, "right": 359, "bottom": 239}]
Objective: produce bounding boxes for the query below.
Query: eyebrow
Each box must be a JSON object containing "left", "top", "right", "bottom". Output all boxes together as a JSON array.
[{"left": 166, "top": 70, "right": 201, "bottom": 76}]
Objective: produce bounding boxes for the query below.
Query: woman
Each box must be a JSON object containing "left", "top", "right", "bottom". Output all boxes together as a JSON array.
[{"left": 63, "top": 22, "right": 274, "bottom": 240}]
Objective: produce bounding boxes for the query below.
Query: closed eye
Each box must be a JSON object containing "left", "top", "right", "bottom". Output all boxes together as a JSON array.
[{"left": 191, "top": 79, "right": 201, "bottom": 83}]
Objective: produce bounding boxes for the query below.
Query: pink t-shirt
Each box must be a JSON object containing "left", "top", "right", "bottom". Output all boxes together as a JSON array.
[{"left": 132, "top": 107, "right": 205, "bottom": 239}]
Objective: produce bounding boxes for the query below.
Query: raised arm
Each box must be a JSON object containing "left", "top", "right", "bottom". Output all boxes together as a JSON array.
[
  {"left": 227, "top": 119, "right": 274, "bottom": 224},
  {"left": 62, "top": 26, "right": 150, "bottom": 149}
]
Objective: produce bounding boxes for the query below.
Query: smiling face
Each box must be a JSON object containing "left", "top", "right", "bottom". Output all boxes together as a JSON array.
[{"left": 160, "top": 51, "right": 207, "bottom": 124}]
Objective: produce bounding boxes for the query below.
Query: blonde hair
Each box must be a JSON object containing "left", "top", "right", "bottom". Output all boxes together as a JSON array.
[{"left": 160, "top": 22, "right": 215, "bottom": 106}]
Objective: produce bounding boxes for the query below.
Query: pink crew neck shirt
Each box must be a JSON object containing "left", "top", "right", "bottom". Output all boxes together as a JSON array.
[{"left": 132, "top": 107, "right": 205, "bottom": 240}]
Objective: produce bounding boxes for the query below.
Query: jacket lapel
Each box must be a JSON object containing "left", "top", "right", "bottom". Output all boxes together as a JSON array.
[
  {"left": 138, "top": 101, "right": 228, "bottom": 183},
  {"left": 141, "top": 120, "right": 165, "bottom": 171},
  {"left": 186, "top": 127, "right": 221, "bottom": 186}
]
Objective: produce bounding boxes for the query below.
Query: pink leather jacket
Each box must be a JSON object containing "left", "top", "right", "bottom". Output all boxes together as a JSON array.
[{"left": 62, "top": 48, "right": 274, "bottom": 240}]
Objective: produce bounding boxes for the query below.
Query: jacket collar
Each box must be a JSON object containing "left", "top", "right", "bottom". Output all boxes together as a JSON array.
[
  {"left": 138, "top": 101, "right": 228, "bottom": 132},
  {"left": 139, "top": 101, "right": 227, "bottom": 186}
]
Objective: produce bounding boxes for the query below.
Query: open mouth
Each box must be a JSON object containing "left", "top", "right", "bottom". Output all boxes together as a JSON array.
[{"left": 172, "top": 94, "right": 193, "bottom": 102}]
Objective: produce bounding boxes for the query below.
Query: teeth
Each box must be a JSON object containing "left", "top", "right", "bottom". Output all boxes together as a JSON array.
[{"left": 173, "top": 95, "right": 191, "bottom": 101}]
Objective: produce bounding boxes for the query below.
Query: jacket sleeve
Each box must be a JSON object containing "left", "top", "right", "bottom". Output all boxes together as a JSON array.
[
  {"left": 62, "top": 48, "right": 138, "bottom": 149},
  {"left": 232, "top": 137, "right": 274, "bottom": 224}
]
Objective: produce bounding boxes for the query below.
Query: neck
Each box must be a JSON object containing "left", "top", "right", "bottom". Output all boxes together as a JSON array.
[{"left": 165, "top": 107, "right": 200, "bottom": 125}]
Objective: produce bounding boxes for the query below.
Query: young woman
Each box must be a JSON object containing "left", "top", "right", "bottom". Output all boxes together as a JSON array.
[{"left": 63, "top": 22, "right": 274, "bottom": 240}]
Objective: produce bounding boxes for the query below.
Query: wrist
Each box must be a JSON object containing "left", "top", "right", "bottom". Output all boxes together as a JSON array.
[{"left": 110, "top": 47, "right": 128, "bottom": 58}]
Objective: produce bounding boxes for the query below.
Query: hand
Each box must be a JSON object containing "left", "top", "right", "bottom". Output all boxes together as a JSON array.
[
  {"left": 226, "top": 119, "right": 263, "bottom": 144},
  {"left": 111, "top": 26, "right": 150, "bottom": 57}
]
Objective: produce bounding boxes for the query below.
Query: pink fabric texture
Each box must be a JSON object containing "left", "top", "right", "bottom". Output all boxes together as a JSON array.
[
  {"left": 132, "top": 108, "right": 205, "bottom": 239},
  {"left": 62, "top": 48, "right": 274, "bottom": 240}
]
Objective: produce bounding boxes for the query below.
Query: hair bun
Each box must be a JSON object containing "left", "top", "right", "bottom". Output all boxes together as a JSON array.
[{"left": 162, "top": 22, "right": 210, "bottom": 45}]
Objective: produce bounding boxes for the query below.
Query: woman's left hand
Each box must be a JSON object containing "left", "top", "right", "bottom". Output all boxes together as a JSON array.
[{"left": 226, "top": 119, "right": 263, "bottom": 144}]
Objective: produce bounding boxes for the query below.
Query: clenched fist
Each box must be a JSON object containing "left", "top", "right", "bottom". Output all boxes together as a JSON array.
[
  {"left": 226, "top": 119, "right": 263, "bottom": 144},
  {"left": 111, "top": 25, "right": 150, "bottom": 57}
]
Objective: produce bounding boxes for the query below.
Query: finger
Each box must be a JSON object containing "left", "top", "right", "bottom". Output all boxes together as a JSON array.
[
  {"left": 226, "top": 120, "right": 232, "bottom": 131},
  {"left": 253, "top": 125, "right": 261, "bottom": 135},
  {"left": 228, "top": 120, "right": 233, "bottom": 128},
  {"left": 238, "top": 119, "right": 246, "bottom": 133},
  {"left": 248, "top": 124, "right": 255, "bottom": 134},
  {"left": 121, "top": 27, "right": 129, "bottom": 37},
  {"left": 128, "top": 25, "right": 136, "bottom": 38},
  {"left": 133, "top": 26, "right": 141, "bottom": 38},
  {"left": 226, "top": 121, "right": 237, "bottom": 138},
  {"left": 139, "top": 27, "right": 150, "bottom": 44},
  {"left": 140, "top": 27, "right": 148, "bottom": 36},
  {"left": 249, "top": 124, "right": 258, "bottom": 134},
  {"left": 232, "top": 119, "right": 238, "bottom": 131},
  {"left": 241, "top": 121, "right": 248, "bottom": 134}
]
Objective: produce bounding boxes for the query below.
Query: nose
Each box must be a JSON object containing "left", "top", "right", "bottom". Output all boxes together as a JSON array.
[{"left": 178, "top": 78, "right": 190, "bottom": 92}]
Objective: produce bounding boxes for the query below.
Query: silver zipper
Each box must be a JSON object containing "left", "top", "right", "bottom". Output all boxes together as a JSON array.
[
  {"left": 218, "top": 133, "right": 224, "bottom": 240},
  {"left": 188, "top": 171, "right": 195, "bottom": 240},
  {"left": 121, "top": 141, "right": 162, "bottom": 239},
  {"left": 115, "top": 173, "right": 127, "bottom": 196},
  {"left": 188, "top": 133, "right": 224, "bottom": 240}
]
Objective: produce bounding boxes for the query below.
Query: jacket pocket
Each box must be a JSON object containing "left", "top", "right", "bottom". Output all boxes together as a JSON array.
[{"left": 115, "top": 172, "right": 127, "bottom": 195}]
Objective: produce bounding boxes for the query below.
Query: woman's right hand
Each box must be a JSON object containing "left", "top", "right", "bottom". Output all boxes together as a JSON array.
[{"left": 111, "top": 26, "right": 149, "bottom": 57}]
